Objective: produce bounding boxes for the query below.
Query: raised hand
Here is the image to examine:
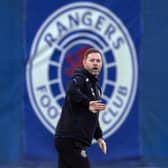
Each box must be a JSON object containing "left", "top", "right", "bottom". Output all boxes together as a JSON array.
[{"left": 89, "top": 100, "right": 106, "bottom": 113}]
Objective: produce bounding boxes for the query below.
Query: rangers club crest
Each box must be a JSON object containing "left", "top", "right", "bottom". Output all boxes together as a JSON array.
[{"left": 26, "top": 2, "right": 138, "bottom": 139}]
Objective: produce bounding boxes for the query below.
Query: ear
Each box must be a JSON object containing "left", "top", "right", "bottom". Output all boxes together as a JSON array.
[{"left": 83, "top": 59, "right": 86, "bottom": 67}]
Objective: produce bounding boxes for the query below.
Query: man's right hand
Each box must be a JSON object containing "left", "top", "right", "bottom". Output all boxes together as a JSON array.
[{"left": 89, "top": 100, "right": 106, "bottom": 113}]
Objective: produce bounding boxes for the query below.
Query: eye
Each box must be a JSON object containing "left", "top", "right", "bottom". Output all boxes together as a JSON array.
[{"left": 90, "top": 59, "right": 95, "bottom": 62}]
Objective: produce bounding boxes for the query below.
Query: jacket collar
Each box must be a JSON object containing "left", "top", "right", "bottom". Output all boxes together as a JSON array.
[{"left": 75, "top": 67, "right": 98, "bottom": 83}]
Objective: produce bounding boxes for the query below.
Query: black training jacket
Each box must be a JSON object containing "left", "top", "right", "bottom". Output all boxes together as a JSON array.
[{"left": 55, "top": 67, "right": 103, "bottom": 146}]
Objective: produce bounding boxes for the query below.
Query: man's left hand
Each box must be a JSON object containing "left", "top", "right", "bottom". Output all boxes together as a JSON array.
[{"left": 97, "top": 138, "right": 107, "bottom": 155}]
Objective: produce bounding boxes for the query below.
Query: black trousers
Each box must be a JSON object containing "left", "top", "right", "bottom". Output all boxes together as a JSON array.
[{"left": 55, "top": 137, "right": 90, "bottom": 168}]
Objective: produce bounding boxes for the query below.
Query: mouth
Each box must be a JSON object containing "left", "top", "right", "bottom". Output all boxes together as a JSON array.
[
  {"left": 93, "top": 67, "right": 98, "bottom": 71},
  {"left": 92, "top": 67, "right": 99, "bottom": 74}
]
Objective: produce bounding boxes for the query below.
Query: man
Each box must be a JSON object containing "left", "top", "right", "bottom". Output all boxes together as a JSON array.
[{"left": 54, "top": 48, "right": 107, "bottom": 168}]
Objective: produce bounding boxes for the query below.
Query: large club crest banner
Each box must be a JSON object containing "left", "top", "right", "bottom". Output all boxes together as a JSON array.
[{"left": 24, "top": 0, "right": 141, "bottom": 161}]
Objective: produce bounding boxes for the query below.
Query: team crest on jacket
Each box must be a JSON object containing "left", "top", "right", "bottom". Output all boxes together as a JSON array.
[{"left": 26, "top": 2, "right": 138, "bottom": 139}]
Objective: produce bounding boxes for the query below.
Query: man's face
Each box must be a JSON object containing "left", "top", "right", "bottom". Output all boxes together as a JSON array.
[{"left": 83, "top": 52, "right": 103, "bottom": 77}]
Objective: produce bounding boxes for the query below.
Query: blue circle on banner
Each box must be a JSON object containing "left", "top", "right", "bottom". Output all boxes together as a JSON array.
[{"left": 26, "top": 2, "right": 138, "bottom": 139}]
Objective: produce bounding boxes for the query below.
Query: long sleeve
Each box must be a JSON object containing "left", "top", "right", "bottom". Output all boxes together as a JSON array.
[
  {"left": 94, "top": 120, "right": 103, "bottom": 140},
  {"left": 68, "top": 76, "right": 90, "bottom": 107}
]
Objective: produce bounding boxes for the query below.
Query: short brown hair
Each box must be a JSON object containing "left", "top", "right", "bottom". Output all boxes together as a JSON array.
[{"left": 83, "top": 48, "right": 102, "bottom": 60}]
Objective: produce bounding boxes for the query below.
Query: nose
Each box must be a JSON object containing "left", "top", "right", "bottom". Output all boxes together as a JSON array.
[
  {"left": 93, "top": 60, "right": 98, "bottom": 64},
  {"left": 93, "top": 62, "right": 98, "bottom": 67}
]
